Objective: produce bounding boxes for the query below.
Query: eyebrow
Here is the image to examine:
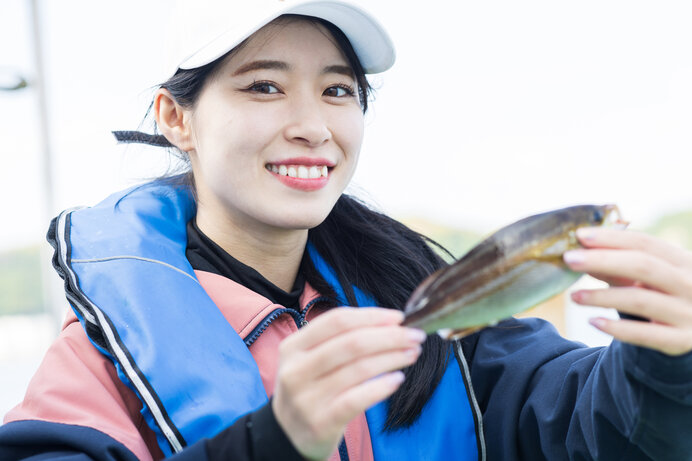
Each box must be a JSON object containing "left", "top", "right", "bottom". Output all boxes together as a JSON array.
[
  {"left": 322, "top": 64, "right": 356, "bottom": 79},
  {"left": 232, "top": 60, "right": 289, "bottom": 76},
  {"left": 231, "top": 60, "right": 355, "bottom": 79}
]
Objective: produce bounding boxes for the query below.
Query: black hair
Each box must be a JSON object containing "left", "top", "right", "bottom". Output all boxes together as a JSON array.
[
  {"left": 116, "top": 14, "right": 451, "bottom": 430},
  {"left": 306, "top": 195, "right": 452, "bottom": 430}
]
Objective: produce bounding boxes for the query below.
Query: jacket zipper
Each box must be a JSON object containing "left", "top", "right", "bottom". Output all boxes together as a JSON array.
[
  {"left": 243, "top": 308, "right": 300, "bottom": 347},
  {"left": 243, "top": 296, "right": 336, "bottom": 347},
  {"left": 297, "top": 295, "right": 334, "bottom": 327},
  {"left": 242, "top": 295, "right": 348, "bottom": 461}
]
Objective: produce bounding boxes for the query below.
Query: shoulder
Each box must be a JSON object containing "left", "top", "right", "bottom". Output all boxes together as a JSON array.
[
  {"left": 461, "top": 317, "right": 603, "bottom": 386},
  {"left": 3, "top": 312, "right": 161, "bottom": 460}
]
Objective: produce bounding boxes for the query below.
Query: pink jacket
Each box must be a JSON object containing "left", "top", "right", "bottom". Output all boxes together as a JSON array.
[{"left": 5, "top": 270, "right": 374, "bottom": 461}]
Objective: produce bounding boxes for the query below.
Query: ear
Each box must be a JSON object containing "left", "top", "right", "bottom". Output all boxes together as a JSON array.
[{"left": 154, "top": 88, "right": 195, "bottom": 152}]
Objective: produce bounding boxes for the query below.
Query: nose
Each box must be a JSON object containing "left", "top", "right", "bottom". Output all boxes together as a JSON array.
[{"left": 284, "top": 96, "right": 332, "bottom": 148}]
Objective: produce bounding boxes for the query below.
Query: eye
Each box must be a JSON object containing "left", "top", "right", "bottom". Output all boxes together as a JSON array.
[
  {"left": 592, "top": 209, "right": 603, "bottom": 223},
  {"left": 247, "top": 81, "right": 280, "bottom": 94},
  {"left": 324, "top": 84, "right": 355, "bottom": 98}
]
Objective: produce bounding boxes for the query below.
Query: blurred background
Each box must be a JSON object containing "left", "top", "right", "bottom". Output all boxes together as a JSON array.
[{"left": 1, "top": 0, "right": 692, "bottom": 418}]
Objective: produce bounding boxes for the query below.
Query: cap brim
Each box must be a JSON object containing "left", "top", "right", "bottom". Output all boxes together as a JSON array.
[{"left": 177, "top": 0, "right": 395, "bottom": 74}]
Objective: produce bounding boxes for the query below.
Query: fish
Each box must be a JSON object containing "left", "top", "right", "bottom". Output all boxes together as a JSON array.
[{"left": 403, "top": 204, "right": 627, "bottom": 339}]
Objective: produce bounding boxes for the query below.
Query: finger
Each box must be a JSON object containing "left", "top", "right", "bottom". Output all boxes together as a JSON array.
[
  {"left": 313, "top": 345, "right": 422, "bottom": 399},
  {"left": 324, "top": 371, "right": 406, "bottom": 427},
  {"left": 582, "top": 272, "right": 639, "bottom": 288},
  {"left": 564, "top": 249, "right": 692, "bottom": 299},
  {"left": 589, "top": 317, "right": 692, "bottom": 356},
  {"left": 576, "top": 227, "right": 692, "bottom": 268},
  {"left": 572, "top": 287, "right": 692, "bottom": 326},
  {"left": 292, "top": 325, "right": 426, "bottom": 381},
  {"left": 280, "top": 307, "right": 404, "bottom": 354}
]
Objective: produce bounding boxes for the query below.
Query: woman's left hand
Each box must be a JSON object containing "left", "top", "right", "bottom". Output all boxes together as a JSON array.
[{"left": 563, "top": 227, "right": 692, "bottom": 356}]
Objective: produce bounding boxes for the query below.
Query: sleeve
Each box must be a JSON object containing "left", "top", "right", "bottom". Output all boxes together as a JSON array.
[
  {"left": 0, "top": 315, "right": 306, "bottom": 461},
  {"left": 204, "top": 400, "right": 306, "bottom": 461},
  {"left": 463, "top": 317, "right": 692, "bottom": 460},
  {"left": 0, "top": 419, "right": 147, "bottom": 461}
]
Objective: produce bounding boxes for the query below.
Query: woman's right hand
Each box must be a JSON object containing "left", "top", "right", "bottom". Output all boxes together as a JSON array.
[{"left": 272, "top": 307, "right": 426, "bottom": 461}]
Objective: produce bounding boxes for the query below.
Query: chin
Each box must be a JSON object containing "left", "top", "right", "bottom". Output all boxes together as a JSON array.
[{"left": 272, "top": 210, "right": 332, "bottom": 231}]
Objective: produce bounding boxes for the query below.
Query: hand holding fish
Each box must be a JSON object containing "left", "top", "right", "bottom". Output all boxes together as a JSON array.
[
  {"left": 272, "top": 308, "right": 424, "bottom": 461},
  {"left": 564, "top": 227, "right": 692, "bottom": 356}
]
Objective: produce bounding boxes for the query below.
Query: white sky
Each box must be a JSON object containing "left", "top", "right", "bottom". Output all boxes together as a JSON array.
[{"left": 2, "top": 0, "right": 692, "bottom": 252}]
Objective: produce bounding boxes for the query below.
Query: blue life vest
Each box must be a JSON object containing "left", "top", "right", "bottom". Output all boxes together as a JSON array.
[{"left": 49, "top": 180, "right": 483, "bottom": 460}]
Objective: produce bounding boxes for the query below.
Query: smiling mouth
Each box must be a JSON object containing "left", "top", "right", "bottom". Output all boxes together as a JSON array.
[{"left": 265, "top": 163, "right": 330, "bottom": 179}]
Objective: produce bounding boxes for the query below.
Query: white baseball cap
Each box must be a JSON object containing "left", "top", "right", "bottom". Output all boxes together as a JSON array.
[{"left": 167, "top": 0, "right": 396, "bottom": 77}]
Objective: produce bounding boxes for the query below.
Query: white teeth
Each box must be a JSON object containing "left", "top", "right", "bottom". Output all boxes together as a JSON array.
[
  {"left": 268, "top": 163, "right": 331, "bottom": 178},
  {"left": 308, "top": 166, "right": 320, "bottom": 179}
]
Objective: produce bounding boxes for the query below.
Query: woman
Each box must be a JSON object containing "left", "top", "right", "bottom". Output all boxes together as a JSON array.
[{"left": 2, "top": 1, "right": 691, "bottom": 460}]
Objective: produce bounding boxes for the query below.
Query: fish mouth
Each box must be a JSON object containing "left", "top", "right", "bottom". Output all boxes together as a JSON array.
[{"left": 603, "top": 204, "right": 629, "bottom": 229}]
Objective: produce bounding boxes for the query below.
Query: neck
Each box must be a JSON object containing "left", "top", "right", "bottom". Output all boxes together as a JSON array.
[{"left": 195, "top": 210, "right": 308, "bottom": 293}]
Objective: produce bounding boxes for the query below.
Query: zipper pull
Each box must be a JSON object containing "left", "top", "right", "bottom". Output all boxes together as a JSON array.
[{"left": 300, "top": 318, "right": 309, "bottom": 327}]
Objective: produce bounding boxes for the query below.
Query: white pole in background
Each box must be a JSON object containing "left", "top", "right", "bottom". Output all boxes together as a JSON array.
[
  {"left": 29, "top": 0, "right": 54, "bottom": 217},
  {"left": 28, "top": 0, "right": 63, "bottom": 325}
]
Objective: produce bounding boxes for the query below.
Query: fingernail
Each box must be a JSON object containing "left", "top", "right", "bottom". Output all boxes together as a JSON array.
[
  {"left": 576, "top": 227, "right": 596, "bottom": 241},
  {"left": 407, "top": 328, "right": 428, "bottom": 343},
  {"left": 563, "top": 250, "right": 586, "bottom": 265},
  {"left": 386, "top": 310, "right": 405, "bottom": 321},
  {"left": 571, "top": 290, "right": 585, "bottom": 303},
  {"left": 589, "top": 317, "right": 607, "bottom": 329},
  {"left": 387, "top": 371, "right": 405, "bottom": 385},
  {"left": 405, "top": 345, "right": 422, "bottom": 358}
]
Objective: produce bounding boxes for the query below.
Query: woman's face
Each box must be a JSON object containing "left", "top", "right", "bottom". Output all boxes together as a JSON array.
[{"left": 186, "top": 18, "right": 364, "bottom": 235}]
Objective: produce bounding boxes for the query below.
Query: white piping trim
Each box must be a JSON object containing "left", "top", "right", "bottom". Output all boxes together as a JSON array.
[
  {"left": 56, "top": 210, "right": 185, "bottom": 453},
  {"left": 57, "top": 211, "right": 96, "bottom": 326},
  {"left": 65, "top": 291, "right": 96, "bottom": 325},
  {"left": 71, "top": 256, "right": 200, "bottom": 284},
  {"left": 92, "top": 303, "right": 184, "bottom": 452},
  {"left": 455, "top": 341, "right": 487, "bottom": 461}
]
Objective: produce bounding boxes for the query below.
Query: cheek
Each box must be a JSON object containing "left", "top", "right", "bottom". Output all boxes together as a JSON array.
[
  {"left": 335, "top": 110, "right": 365, "bottom": 160},
  {"left": 192, "top": 107, "right": 275, "bottom": 167}
]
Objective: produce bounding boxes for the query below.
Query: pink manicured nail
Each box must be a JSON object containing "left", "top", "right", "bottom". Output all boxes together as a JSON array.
[
  {"left": 563, "top": 250, "right": 586, "bottom": 265},
  {"left": 407, "top": 328, "right": 428, "bottom": 343},
  {"left": 576, "top": 227, "right": 596, "bottom": 241},
  {"left": 571, "top": 291, "right": 584, "bottom": 303},
  {"left": 387, "top": 371, "right": 405, "bottom": 385},
  {"left": 405, "top": 345, "right": 423, "bottom": 358},
  {"left": 386, "top": 310, "right": 405, "bottom": 322},
  {"left": 589, "top": 317, "right": 607, "bottom": 329}
]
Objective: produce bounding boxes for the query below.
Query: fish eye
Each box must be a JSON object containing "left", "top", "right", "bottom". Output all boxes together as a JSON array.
[{"left": 592, "top": 209, "right": 603, "bottom": 223}]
